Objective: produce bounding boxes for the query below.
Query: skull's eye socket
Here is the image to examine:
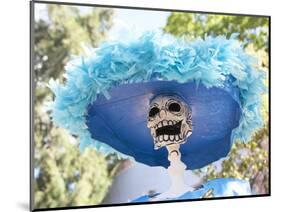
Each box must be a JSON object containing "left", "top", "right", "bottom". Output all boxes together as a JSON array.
[
  {"left": 168, "top": 102, "right": 181, "bottom": 112},
  {"left": 149, "top": 107, "right": 160, "bottom": 117}
]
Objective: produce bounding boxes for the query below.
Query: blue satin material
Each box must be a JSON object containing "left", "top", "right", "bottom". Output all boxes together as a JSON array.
[{"left": 86, "top": 81, "right": 241, "bottom": 169}]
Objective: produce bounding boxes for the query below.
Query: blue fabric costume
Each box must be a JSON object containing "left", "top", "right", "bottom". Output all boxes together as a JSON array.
[
  {"left": 49, "top": 32, "right": 265, "bottom": 200},
  {"left": 132, "top": 178, "right": 251, "bottom": 202}
]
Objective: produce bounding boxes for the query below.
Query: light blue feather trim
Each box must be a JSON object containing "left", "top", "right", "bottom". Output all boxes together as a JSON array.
[{"left": 49, "top": 32, "right": 266, "bottom": 157}]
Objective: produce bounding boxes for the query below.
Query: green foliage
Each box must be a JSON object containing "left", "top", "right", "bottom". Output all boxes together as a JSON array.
[
  {"left": 164, "top": 13, "right": 269, "bottom": 52},
  {"left": 34, "top": 5, "right": 115, "bottom": 208},
  {"left": 164, "top": 13, "right": 269, "bottom": 194},
  {"left": 34, "top": 126, "right": 112, "bottom": 208},
  {"left": 34, "top": 5, "right": 113, "bottom": 83}
]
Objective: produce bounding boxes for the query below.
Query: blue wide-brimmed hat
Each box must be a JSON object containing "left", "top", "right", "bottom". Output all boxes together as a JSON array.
[{"left": 49, "top": 32, "right": 265, "bottom": 169}]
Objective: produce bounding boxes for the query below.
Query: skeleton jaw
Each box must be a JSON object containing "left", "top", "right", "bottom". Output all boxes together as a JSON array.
[{"left": 150, "top": 119, "right": 191, "bottom": 149}]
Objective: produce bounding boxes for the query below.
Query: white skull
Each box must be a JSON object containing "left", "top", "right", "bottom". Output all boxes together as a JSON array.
[{"left": 147, "top": 95, "right": 192, "bottom": 149}]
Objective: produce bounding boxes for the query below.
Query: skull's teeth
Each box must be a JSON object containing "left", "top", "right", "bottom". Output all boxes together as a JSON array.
[
  {"left": 154, "top": 120, "right": 180, "bottom": 129},
  {"left": 154, "top": 132, "right": 188, "bottom": 145},
  {"left": 154, "top": 133, "right": 184, "bottom": 143},
  {"left": 152, "top": 119, "right": 188, "bottom": 144}
]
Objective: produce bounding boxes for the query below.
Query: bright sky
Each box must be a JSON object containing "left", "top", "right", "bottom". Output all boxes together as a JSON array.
[
  {"left": 109, "top": 8, "right": 170, "bottom": 40},
  {"left": 34, "top": 3, "right": 171, "bottom": 41}
]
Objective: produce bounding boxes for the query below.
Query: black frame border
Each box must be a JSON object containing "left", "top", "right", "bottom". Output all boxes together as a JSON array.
[{"left": 30, "top": 0, "right": 271, "bottom": 211}]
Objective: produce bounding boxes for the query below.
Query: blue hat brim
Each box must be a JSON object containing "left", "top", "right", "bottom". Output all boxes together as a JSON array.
[{"left": 86, "top": 80, "right": 241, "bottom": 169}]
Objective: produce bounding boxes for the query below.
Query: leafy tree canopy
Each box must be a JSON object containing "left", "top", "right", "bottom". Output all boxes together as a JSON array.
[{"left": 164, "top": 13, "right": 269, "bottom": 52}]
